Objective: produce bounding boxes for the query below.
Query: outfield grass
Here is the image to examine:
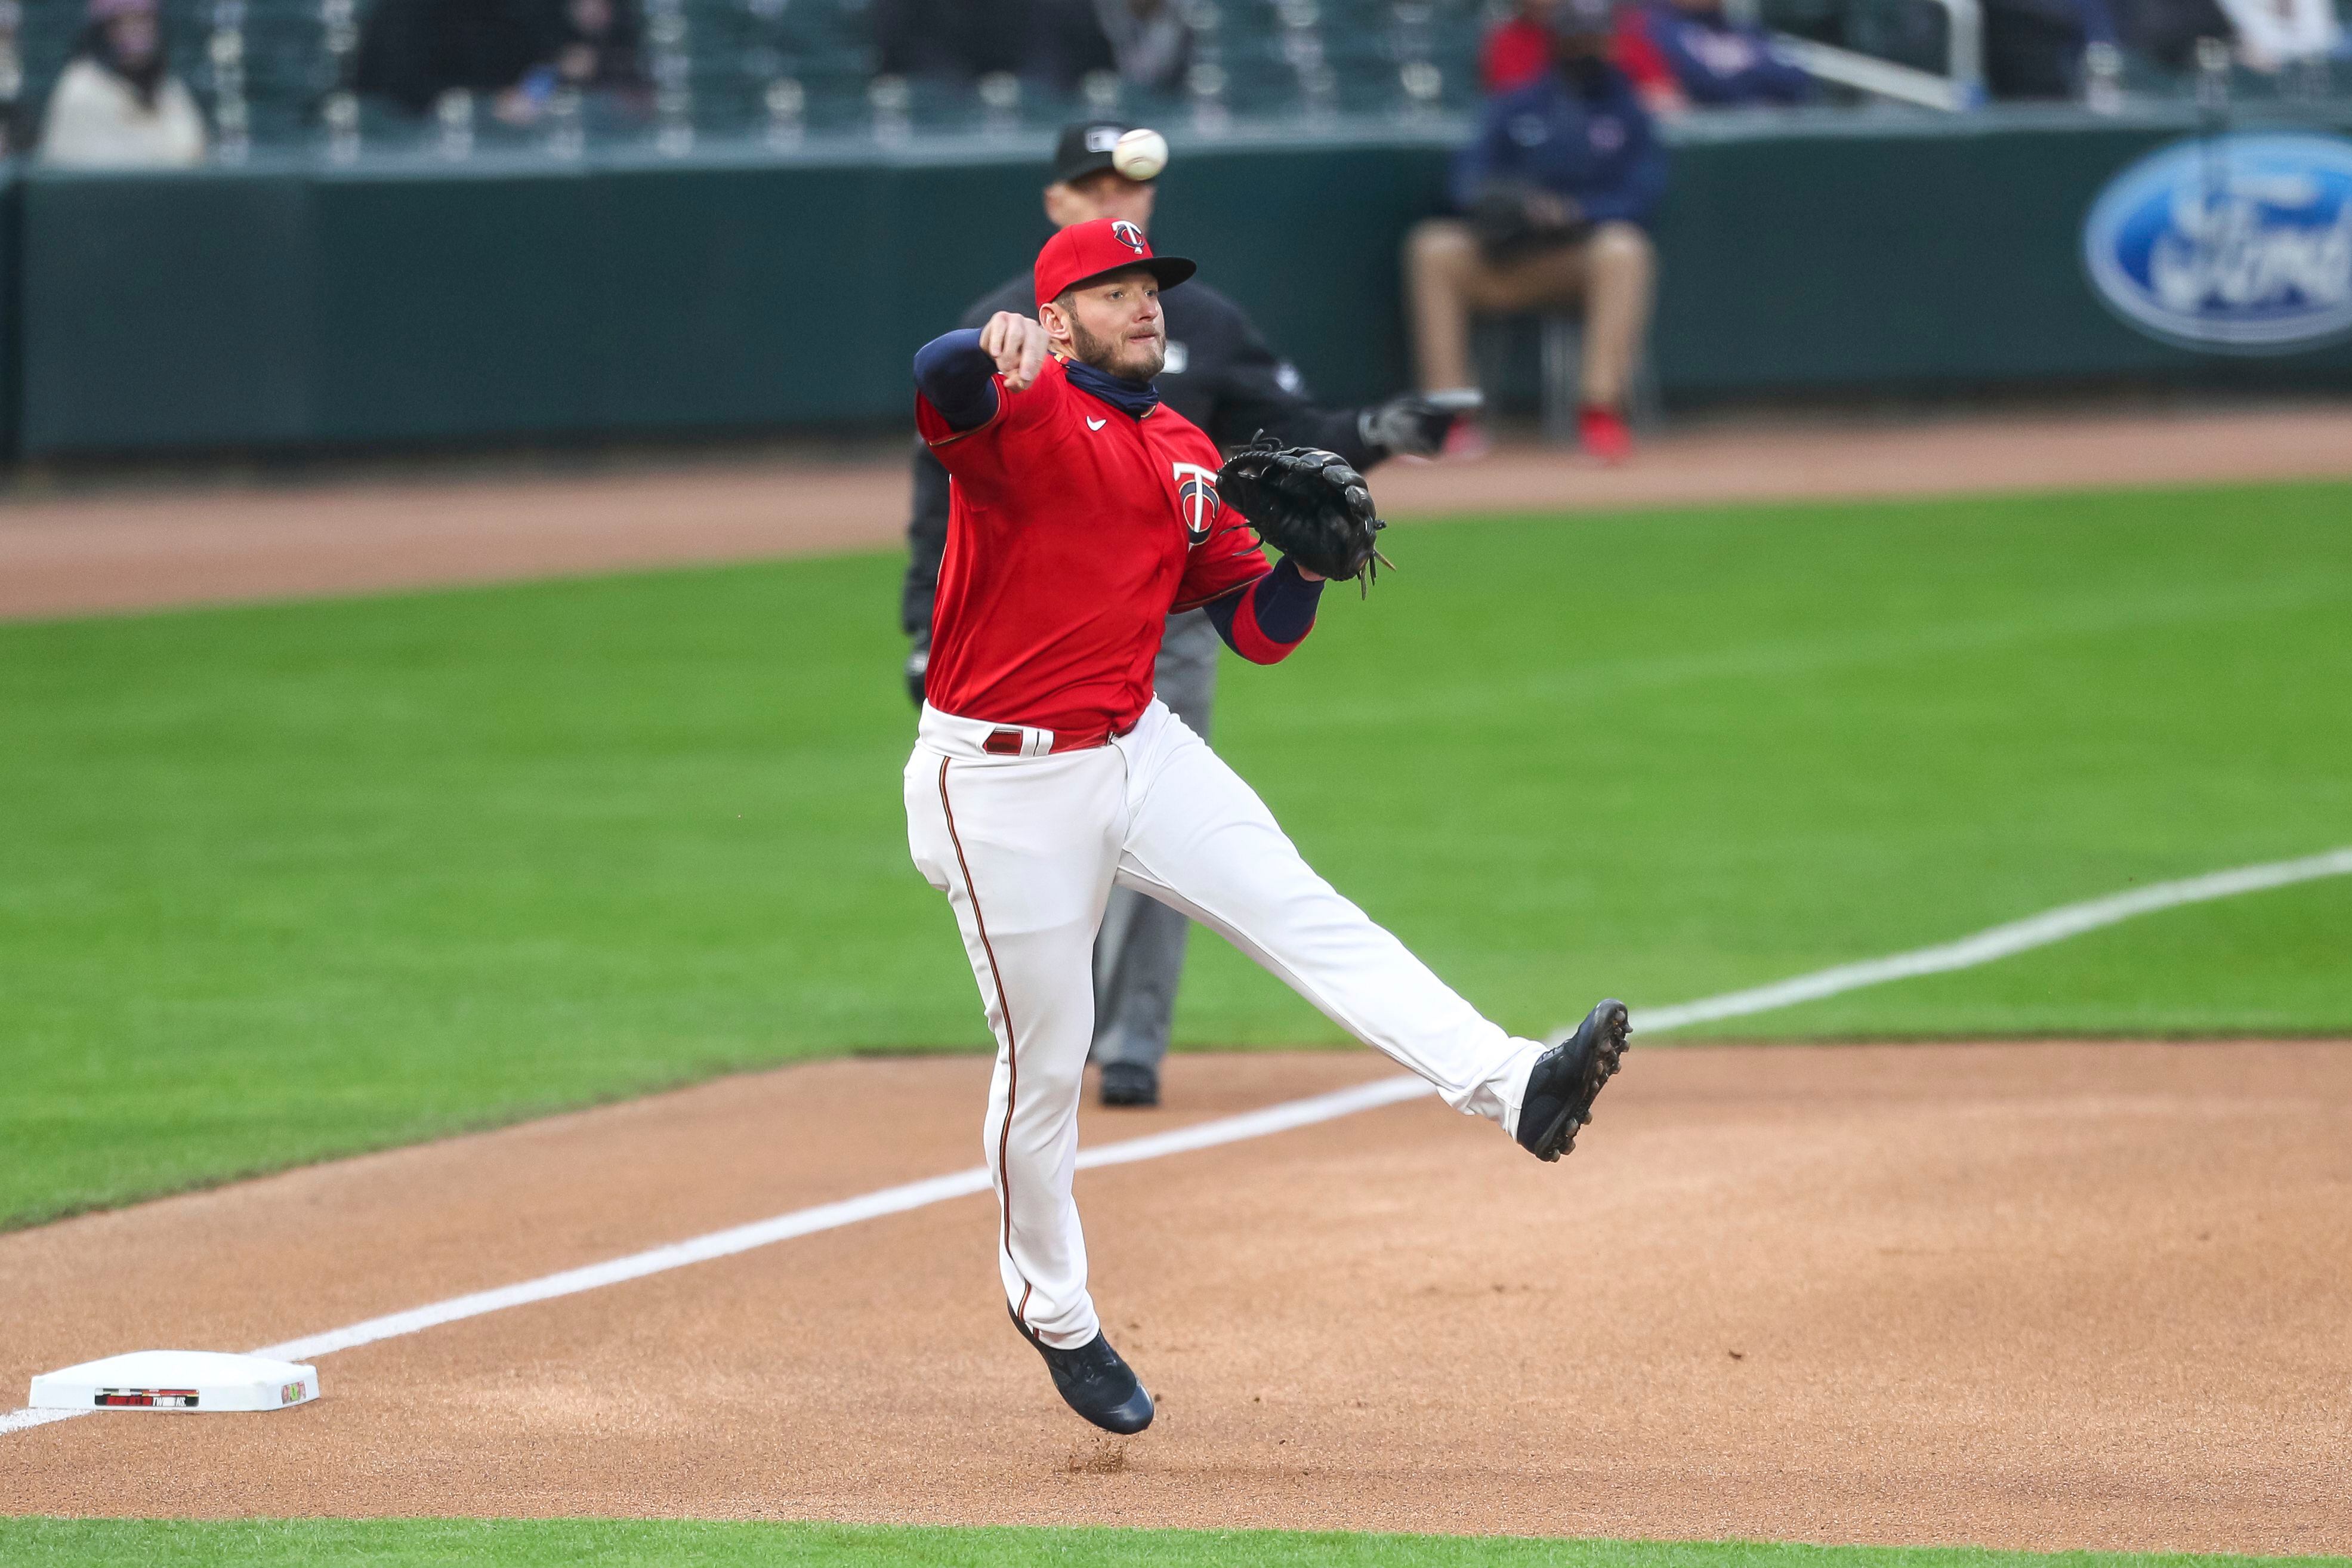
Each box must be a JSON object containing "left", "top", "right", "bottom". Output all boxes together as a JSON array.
[
  {"left": 0, "top": 1520, "right": 2341, "bottom": 1568},
  {"left": 2, "top": 481, "right": 2346, "bottom": 1227}
]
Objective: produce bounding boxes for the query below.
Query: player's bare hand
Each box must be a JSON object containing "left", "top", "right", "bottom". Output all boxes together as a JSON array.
[{"left": 980, "top": 311, "right": 1048, "bottom": 392}]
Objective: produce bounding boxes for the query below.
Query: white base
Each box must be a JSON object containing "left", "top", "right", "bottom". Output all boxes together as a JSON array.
[{"left": 29, "top": 1350, "right": 320, "bottom": 1412}]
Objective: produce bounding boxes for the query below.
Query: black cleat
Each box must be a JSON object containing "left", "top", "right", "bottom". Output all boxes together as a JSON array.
[
  {"left": 1098, "top": 1061, "right": 1160, "bottom": 1107},
  {"left": 1012, "top": 1311, "right": 1155, "bottom": 1434},
  {"left": 1515, "top": 998, "right": 1631, "bottom": 1163}
]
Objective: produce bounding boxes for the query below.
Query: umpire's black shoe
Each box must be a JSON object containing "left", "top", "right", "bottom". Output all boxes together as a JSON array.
[
  {"left": 1515, "top": 999, "right": 1631, "bottom": 1163},
  {"left": 1013, "top": 1311, "right": 1155, "bottom": 1434},
  {"left": 1098, "top": 1061, "right": 1160, "bottom": 1107}
]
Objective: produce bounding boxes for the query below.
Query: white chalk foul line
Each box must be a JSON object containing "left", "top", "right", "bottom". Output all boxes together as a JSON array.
[
  {"left": 0, "top": 1078, "right": 1428, "bottom": 1437},
  {"left": 8, "top": 845, "right": 2348, "bottom": 1437},
  {"left": 1618, "top": 845, "right": 2352, "bottom": 1038}
]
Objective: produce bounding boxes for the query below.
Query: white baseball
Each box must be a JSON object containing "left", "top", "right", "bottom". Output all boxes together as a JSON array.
[{"left": 1112, "top": 128, "right": 1168, "bottom": 182}]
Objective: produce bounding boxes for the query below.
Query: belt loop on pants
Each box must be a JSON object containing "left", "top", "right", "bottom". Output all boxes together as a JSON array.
[{"left": 919, "top": 703, "right": 1125, "bottom": 759}]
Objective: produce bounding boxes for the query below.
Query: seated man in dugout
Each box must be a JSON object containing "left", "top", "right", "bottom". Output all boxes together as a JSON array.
[{"left": 1405, "top": 0, "right": 1667, "bottom": 464}]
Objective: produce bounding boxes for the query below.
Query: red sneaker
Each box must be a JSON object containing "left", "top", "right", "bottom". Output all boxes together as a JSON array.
[{"left": 1578, "top": 404, "right": 1633, "bottom": 464}]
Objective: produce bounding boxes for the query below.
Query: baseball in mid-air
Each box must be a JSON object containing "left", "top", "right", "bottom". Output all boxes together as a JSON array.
[{"left": 1113, "top": 128, "right": 1168, "bottom": 181}]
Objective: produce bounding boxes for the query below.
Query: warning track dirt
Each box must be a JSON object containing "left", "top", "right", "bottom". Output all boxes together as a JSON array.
[{"left": 7, "top": 405, "right": 2352, "bottom": 622}]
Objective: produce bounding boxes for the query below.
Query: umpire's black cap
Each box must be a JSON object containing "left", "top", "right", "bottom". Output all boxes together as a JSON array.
[{"left": 1052, "top": 121, "right": 1153, "bottom": 185}]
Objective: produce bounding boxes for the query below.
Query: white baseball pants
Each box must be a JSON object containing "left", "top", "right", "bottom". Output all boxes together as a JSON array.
[{"left": 903, "top": 697, "right": 1547, "bottom": 1349}]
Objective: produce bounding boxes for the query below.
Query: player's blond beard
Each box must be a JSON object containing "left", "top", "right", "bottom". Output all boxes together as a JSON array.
[{"left": 1064, "top": 314, "right": 1165, "bottom": 382}]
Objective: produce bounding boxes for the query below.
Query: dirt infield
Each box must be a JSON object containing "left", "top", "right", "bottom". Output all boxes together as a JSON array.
[
  {"left": 5, "top": 1043, "right": 2348, "bottom": 1556},
  {"left": 5, "top": 403, "right": 2351, "bottom": 621}
]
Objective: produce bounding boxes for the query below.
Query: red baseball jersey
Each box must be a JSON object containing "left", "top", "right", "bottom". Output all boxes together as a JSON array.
[{"left": 916, "top": 355, "right": 1269, "bottom": 741}]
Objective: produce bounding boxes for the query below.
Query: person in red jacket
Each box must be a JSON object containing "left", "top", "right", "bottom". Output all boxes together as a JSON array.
[
  {"left": 1491, "top": 0, "right": 1683, "bottom": 105},
  {"left": 1481, "top": 0, "right": 1559, "bottom": 91}
]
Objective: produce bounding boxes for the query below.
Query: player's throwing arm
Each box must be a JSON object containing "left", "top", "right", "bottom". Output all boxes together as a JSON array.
[
  {"left": 977, "top": 310, "right": 1048, "bottom": 392},
  {"left": 901, "top": 218, "right": 1633, "bottom": 1437}
]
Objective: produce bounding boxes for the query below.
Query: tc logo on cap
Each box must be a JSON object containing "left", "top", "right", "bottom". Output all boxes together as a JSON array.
[{"left": 1112, "top": 221, "right": 1147, "bottom": 255}]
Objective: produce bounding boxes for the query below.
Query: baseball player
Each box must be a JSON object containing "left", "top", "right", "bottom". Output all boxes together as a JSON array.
[
  {"left": 904, "top": 119, "right": 1480, "bottom": 1112},
  {"left": 905, "top": 216, "right": 1630, "bottom": 1436}
]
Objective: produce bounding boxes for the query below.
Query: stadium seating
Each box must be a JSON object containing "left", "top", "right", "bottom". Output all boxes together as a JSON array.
[{"left": 0, "top": 0, "right": 2343, "bottom": 159}]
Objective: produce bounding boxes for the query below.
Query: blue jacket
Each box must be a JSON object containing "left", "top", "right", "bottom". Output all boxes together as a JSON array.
[
  {"left": 1639, "top": 4, "right": 1813, "bottom": 105},
  {"left": 1450, "top": 65, "right": 1668, "bottom": 231}
]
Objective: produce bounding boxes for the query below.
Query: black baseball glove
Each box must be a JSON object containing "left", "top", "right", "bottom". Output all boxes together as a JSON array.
[
  {"left": 1467, "top": 177, "right": 1585, "bottom": 262},
  {"left": 1215, "top": 437, "right": 1392, "bottom": 595}
]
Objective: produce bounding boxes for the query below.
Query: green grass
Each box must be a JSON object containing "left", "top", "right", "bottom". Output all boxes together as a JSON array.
[
  {"left": 0, "top": 1521, "right": 2340, "bottom": 1568},
  {"left": 2, "top": 480, "right": 2347, "bottom": 1227}
]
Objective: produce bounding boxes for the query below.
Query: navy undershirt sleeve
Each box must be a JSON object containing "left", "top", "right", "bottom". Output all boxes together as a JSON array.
[
  {"left": 1202, "top": 589, "right": 1246, "bottom": 650},
  {"left": 912, "top": 328, "right": 1001, "bottom": 432},
  {"left": 1203, "top": 555, "right": 1325, "bottom": 657}
]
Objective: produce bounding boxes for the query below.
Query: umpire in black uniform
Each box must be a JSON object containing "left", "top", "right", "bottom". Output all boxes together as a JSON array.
[{"left": 902, "top": 120, "right": 1477, "bottom": 1109}]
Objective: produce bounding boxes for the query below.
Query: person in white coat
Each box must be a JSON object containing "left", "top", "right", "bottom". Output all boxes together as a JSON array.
[{"left": 41, "top": 0, "right": 206, "bottom": 169}]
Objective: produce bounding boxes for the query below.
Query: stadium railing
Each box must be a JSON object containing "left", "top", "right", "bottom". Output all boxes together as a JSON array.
[{"left": 1740, "top": 0, "right": 1986, "bottom": 110}]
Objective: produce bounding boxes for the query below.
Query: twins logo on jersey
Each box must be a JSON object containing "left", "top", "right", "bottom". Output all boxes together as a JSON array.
[
  {"left": 1171, "top": 462, "right": 1221, "bottom": 545},
  {"left": 1112, "top": 221, "right": 1148, "bottom": 255}
]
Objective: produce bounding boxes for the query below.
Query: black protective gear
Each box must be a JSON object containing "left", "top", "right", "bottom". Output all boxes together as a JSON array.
[
  {"left": 904, "top": 635, "right": 930, "bottom": 706},
  {"left": 1357, "top": 388, "right": 1485, "bottom": 458},
  {"left": 1466, "top": 177, "right": 1586, "bottom": 262}
]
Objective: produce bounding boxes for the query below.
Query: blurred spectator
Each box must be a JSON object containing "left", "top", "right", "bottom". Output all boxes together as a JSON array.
[
  {"left": 1981, "top": 0, "right": 2119, "bottom": 97},
  {"left": 539, "top": 0, "right": 649, "bottom": 104},
  {"left": 357, "top": 0, "right": 644, "bottom": 122},
  {"left": 878, "top": 0, "right": 1189, "bottom": 96},
  {"left": 1615, "top": 0, "right": 1814, "bottom": 110},
  {"left": 1483, "top": 0, "right": 1559, "bottom": 91},
  {"left": 0, "top": 2, "right": 33, "bottom": 158},
  {"left": 2110, "top": 0, "right": 2234, "bottom": 69},
  {"left": 39, "top": 0, "right": 206, "bottom": 168},
  {"left": 1087, "top": 0, "right": 1192, "bottom": 93},
  {"left": 873, "top": 0, "right": 1020, "bottom": 81},
  {"left": 1406, "top": 0, "right": 1665, "bottom": 462},
  {"left": 2210, "top": 0, "right": 2339, "bottom": 69},
  {"left": 356, "top": 0, "right": 541, "bottom": 115}
]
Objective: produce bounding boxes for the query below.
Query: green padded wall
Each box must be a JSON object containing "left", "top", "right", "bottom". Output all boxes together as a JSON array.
[
  {"left": 0, "top": 166, "right": 17, "bottom": 457},
  {"left": 1644, "top": 115, "right": 2352, "bottom": 393},
  {"left": 22, "top": 166, "right": 313, "bottom": 451},
  {"left": 16, "top": 109, "right": 2352, "bottom": 458}
]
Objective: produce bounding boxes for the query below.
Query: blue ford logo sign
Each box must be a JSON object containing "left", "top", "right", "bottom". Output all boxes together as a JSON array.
[{"left": 2083, "top": 133, "right": 2352, "bottom": 353}]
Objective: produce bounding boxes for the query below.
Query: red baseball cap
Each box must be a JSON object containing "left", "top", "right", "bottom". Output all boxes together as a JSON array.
[{"left": 1034, "top": 218, "right": 1196, "bottom": 310}]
